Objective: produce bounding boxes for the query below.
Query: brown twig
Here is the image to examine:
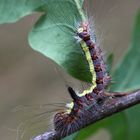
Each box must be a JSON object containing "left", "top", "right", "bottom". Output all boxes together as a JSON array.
[{"left": 32, "top": 89, "right": 140, "bottom": 140}]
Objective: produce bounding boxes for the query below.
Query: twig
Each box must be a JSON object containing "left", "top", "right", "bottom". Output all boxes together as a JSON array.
[{"left": 32, "top": 89, "right": 140, "bottom": 140}]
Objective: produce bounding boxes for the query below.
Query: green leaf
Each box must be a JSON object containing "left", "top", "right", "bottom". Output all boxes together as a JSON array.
[
  {"left": 29, "top": 0, "right": 92, "bottom": 83},
  {"left": 76, "top": 9, "right": 140, "bottom": 140},
  {"left": 111, "top": 9, "right": 140, "bottom": 92},
  {"left": 0, "top": 0, "right": 45, "bottom": 23}
]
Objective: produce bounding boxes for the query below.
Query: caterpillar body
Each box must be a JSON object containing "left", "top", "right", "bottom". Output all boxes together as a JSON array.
[
  {"left": 45, "top": 22, "right": 111, "bottom": 139},
  {"left": 33, "top": 2, "right": 111, "bottom": 140}
]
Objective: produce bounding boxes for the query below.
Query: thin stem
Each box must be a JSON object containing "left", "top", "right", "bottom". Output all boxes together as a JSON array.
[{"left": 74, "top": 0, "right": 86, "bottom": 21}]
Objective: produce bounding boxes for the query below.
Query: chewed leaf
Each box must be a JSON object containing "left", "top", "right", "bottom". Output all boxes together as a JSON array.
[
  {"left": 29, "top": 0, "right": 92, "bottom": 83},
  {"left": 0, "top": 0, "right": 45, "bottom": 23}
]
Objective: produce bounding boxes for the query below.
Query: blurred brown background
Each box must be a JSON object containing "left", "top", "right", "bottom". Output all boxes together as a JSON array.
[{"left": 0, "top": 0, "right": 140, "bottom": 140}]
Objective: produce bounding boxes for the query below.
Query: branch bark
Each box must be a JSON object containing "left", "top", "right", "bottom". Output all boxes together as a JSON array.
[{"left": 33, "top": 89, "right": 140, "bottom": 140}]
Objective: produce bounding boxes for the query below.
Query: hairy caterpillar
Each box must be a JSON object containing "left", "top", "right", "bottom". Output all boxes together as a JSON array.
[
  {"left": 32, "top": 0, "right": 111, "bottom": 139},
  {"left": 32, "top": 12, "right": 111, "bottom": 140},
  {"left": 46, "top": 21, "right": 111, "bottom": 139}
]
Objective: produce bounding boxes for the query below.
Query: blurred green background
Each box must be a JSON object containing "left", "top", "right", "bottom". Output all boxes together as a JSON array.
[{"left": 0, "top": 0, "right": 140, "bottom": 140}]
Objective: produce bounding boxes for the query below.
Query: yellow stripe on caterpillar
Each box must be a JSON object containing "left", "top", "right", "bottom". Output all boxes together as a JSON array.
[
  {"left": 65, "top": 41, "right": 97, "bottom": 114},
  {"left": 77, "top": 41, "right": 96, "bottom": 97}
]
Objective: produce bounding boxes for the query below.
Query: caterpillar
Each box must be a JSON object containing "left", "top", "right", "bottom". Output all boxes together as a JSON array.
[
  {"left": 51, "top": 21, "right": 111, "bottom": 138},
  {"left": 32, "top": 1, "right": 111, "bottom": 140},
  {"left": 32, "top": 20, "right": 111, "bottom": 140}
]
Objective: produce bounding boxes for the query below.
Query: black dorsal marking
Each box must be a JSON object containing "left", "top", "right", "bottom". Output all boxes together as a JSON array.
[{"left": 68, "top": 87, "right": 79, "bottom": 101}]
